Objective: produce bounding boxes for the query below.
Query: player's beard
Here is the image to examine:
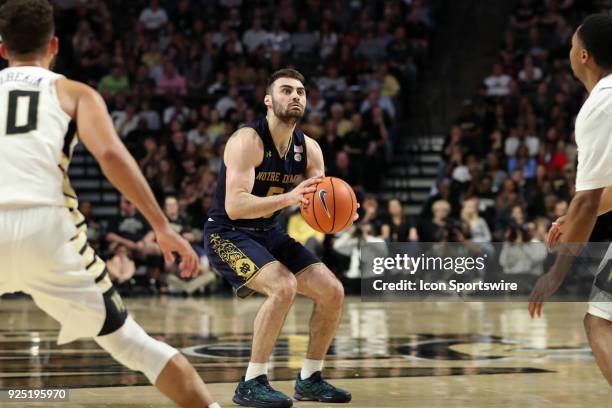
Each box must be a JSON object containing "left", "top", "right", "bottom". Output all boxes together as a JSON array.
[{"left": 272, "top": 98, "right": 304, "bottom": 125}]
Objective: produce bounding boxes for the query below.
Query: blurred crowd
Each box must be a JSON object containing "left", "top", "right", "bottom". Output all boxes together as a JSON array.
[
  {"left": 27, "top": 0, "right": 437, "bottom": 294},
  {"left": 419, "top": 1, "right": 612, "bottom": 241}
]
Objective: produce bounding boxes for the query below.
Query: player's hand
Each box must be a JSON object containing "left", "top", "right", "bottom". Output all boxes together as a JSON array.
[
  {"left": 288, "top": 176, "right": 323, "bottom": 206},
  {"left": 546, "top": 215, "right": 566, "bottom": 252},
  {"left": 154, "top": 224, "right": 200, "bottom": 278},
  {"left": 528, "top": 270, "right": 566, "bottom": 318}
]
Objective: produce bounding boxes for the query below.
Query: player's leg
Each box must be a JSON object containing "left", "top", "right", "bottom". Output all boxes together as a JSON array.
[
  {"left": 246, "top": 262, "right": 298, "bottom": 364},
  {"left": 292, "top": 264, "right": 350, "bottom": 403},
  {"left": 93, "top": 313, "right": 218, "bottom": 407},
  {"left": 20, "top": 207, "right": 220, "bottom": 407},
  {"left": 585, "top": 249, "right": 612, "bottom": 385},
  {"left": 295, "top": 264, "right": 344, "bottom": 362},
  {"left": 584, "top": 310, "right": 612, "bottom": 385},
  {"left": 204, "top": 224, "right": 294, "bottom": 408},
  {"left": 270, "top": 231, "right": 351, "bottom": 403}
]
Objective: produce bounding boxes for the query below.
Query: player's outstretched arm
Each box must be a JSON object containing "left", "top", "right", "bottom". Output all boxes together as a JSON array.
[
  {"left": 56, "top": 79, "right": 198, "bottom": 277},
  {"left": 224, "top": 128, "right": 321, "bottom": 219}
]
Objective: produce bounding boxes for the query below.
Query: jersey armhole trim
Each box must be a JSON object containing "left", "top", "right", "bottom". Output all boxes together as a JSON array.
[{"left": 51, "top": 77, "right": 74, "bottom": 123}]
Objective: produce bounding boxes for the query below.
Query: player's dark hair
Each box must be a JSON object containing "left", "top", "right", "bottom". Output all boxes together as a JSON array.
[
  {"left": 0, "top": 0, "right": 55, "bottom": 56},
  {"left": 266, "top": 68, "right": 305, "bottom": 93},
  {"left": 577, "top": 14, "right": 612, "bottom": 70}
]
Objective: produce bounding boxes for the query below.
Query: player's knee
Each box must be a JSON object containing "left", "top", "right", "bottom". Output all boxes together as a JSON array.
[
  {"left": 311, "top": 269, "right": 344, "bottom": 307},
  {"left": 325, "top": 278, "right": 344, "bottom": 308},
  {"left": 271, "top": 275, "right": 297, "bottom": 304},
  {"left": 95, "top": 316, "right": 178, "bottom": 384}
]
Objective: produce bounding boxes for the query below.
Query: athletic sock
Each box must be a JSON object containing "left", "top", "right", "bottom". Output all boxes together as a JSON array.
[
  {"left": 300, "top": 359, "right": 324, "bottom": 380},
  {"left": 245, "top": 362, "right": 268, "bottom": 381}
]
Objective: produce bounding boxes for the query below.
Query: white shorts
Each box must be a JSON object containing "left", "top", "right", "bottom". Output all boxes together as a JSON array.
[
  {"left": 0, "top": 206, "right": 122, "bottom": 344},
  {"left": 587, "top": 243, "right": 612, "bottom": 321}
]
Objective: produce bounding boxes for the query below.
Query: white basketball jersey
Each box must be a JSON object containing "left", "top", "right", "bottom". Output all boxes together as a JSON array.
[{"left": 0, "top": 66, "right": 77, "bottom": 209}]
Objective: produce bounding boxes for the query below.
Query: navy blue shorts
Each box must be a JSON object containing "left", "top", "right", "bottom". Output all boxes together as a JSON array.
[{"left": 204, "top": 220, "right": 322, "bottom": 298}]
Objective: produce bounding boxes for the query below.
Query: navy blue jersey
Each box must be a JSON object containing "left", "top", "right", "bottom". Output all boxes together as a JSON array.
[{"left": 208, "top": 117, "right": 308, "bottom": 228}]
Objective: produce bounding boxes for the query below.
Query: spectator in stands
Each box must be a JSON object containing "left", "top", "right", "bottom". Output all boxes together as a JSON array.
[
  {"left": 318, "top": 21, "right": 338, "bottom": 60},
  {"left": 138, "top": 100, "right": 161, "bottom": 131},
  {"left": 291, "top": 19, "right": 317, "bottom": 58},
  {"left": 107, "top": 244, "right": 136, "bottom": 290},
  {"left": 163, "top": 98, "right": 190, "bottom": 125},
  {"left": 139, "top": 0, "right": 168, "bottom": 32},
  {"left": 361, "top": 86, "right": 396, "bottom": 120},
  {"left": 329, "top": 103, "right": 352, "bottom": 137},
  {"left": 156, "top": 62, "right": 187, "bottom": 96},
  {"left": 333, "top": 223, "right": 386, "bottom": 280},
  {"left": 381, "top": 198, "right": 418, "bottom": 242},
  {"left": 460, "top": 197, "right": 492, "bottom": 244},
  {"left": 106, "top": 198, "right": 150, "bottom": 253},
  {"left": 114, "top": 105, "right": 139, "bottom": 140},
  {"left": 386, "top": 26, "right": 417, "bottom": 82},
  {"left": 98, "top": 65, "right": 130, "bottom": 96},
  {"left": 418, "top": 199, "right": 452, "bottom": 242},
  {"left": 266, "top": 19, "right": 291, "bottom": 54},
  {"left": 342, "top": 113, "right": 369, "bottom": 181},
  {"left": 164, "top": 196, "right": 191, "bottom": 234},
  {"left": 505, "top": 126, "right": 539, "bottom": 157},
  {"left": 508, "top": 145, "right": 537, "bottom": 179},
  {"left": 187, "top": 120, "right": 209, "bottom": 146},
  {"left": 286, "top": 208, "right": 325, "bottom": 257},
  {"left": 242, "top": 18, "right": 268, "bottom": 54},
  {"left": 499, "top": 225, "right": 547, "bottom": 292},
  {"left": 317, "top": 65, "right": 347, "bottom": 99},
  {"left": 484, "top": 64, "right": 512, "bottom": 97},
  {"left": 484, "top": 152, "right": 507, "bottom": 191}
]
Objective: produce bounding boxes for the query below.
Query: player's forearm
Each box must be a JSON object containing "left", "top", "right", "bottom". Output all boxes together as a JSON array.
[
  {"left": 561, "top": 195, "right": 599, "bottom": 248},
  {"left": 226, "top": 192, "right": 292, "bottom": 220},
  {"left": 98, "top": 145, "right": 168, "bottom": 230},
  {"left": 549, "top": 196, "right": 599, "bottom": 278},
  {"left": 597, "top": 186, "right": 612, "bottom": 216}
]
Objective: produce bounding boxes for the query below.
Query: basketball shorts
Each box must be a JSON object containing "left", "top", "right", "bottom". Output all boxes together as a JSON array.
[
  {"left": 204, "top": 219, "right": 322, "bottom": 298},
  {"left": 0, "top": 206, "right": 127, "bottom": 344},
  {"left": 588, "top": 243, "right": 612, "bottom": 321}
]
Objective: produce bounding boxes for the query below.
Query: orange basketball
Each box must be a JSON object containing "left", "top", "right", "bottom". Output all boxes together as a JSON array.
[{"left": 300, "top": 176, "right": 358, "bottom": 234}]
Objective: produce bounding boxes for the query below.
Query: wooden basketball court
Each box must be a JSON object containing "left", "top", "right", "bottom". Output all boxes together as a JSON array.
[{"left": 1, "top": 296, "right": 609, "bottom": 407}]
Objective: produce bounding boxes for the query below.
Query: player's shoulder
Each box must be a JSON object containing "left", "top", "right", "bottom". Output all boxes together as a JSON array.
[
  {"left": 225, "top": 126, "right": 265, "bottom": 165},
  {"left": 56, "top": 77, "right": 98, "bottom": 97},
  {"left": 303, "top": 134, "right": 322, "bottom": 152},
  {"left": 227, "top": 126, "right": 263, "bottom": 149},
  {"left": 56, "top": 78, "right": 105, "bottom": 119}
]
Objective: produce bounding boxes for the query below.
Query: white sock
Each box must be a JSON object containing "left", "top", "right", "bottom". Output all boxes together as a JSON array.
[
  {"left": 245, "top": 362, "right": 268, "bottom": 381},
  {"left": 208, "top": 403, "right": 221, "bottom": 408},
  {"left": 300, "top": 359, "right": 324, "bottom": 380}
]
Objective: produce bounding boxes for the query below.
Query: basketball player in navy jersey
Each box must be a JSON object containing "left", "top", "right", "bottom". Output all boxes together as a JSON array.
[{"left": 204, "top": 69, "right": 355, "bottom": 407}]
